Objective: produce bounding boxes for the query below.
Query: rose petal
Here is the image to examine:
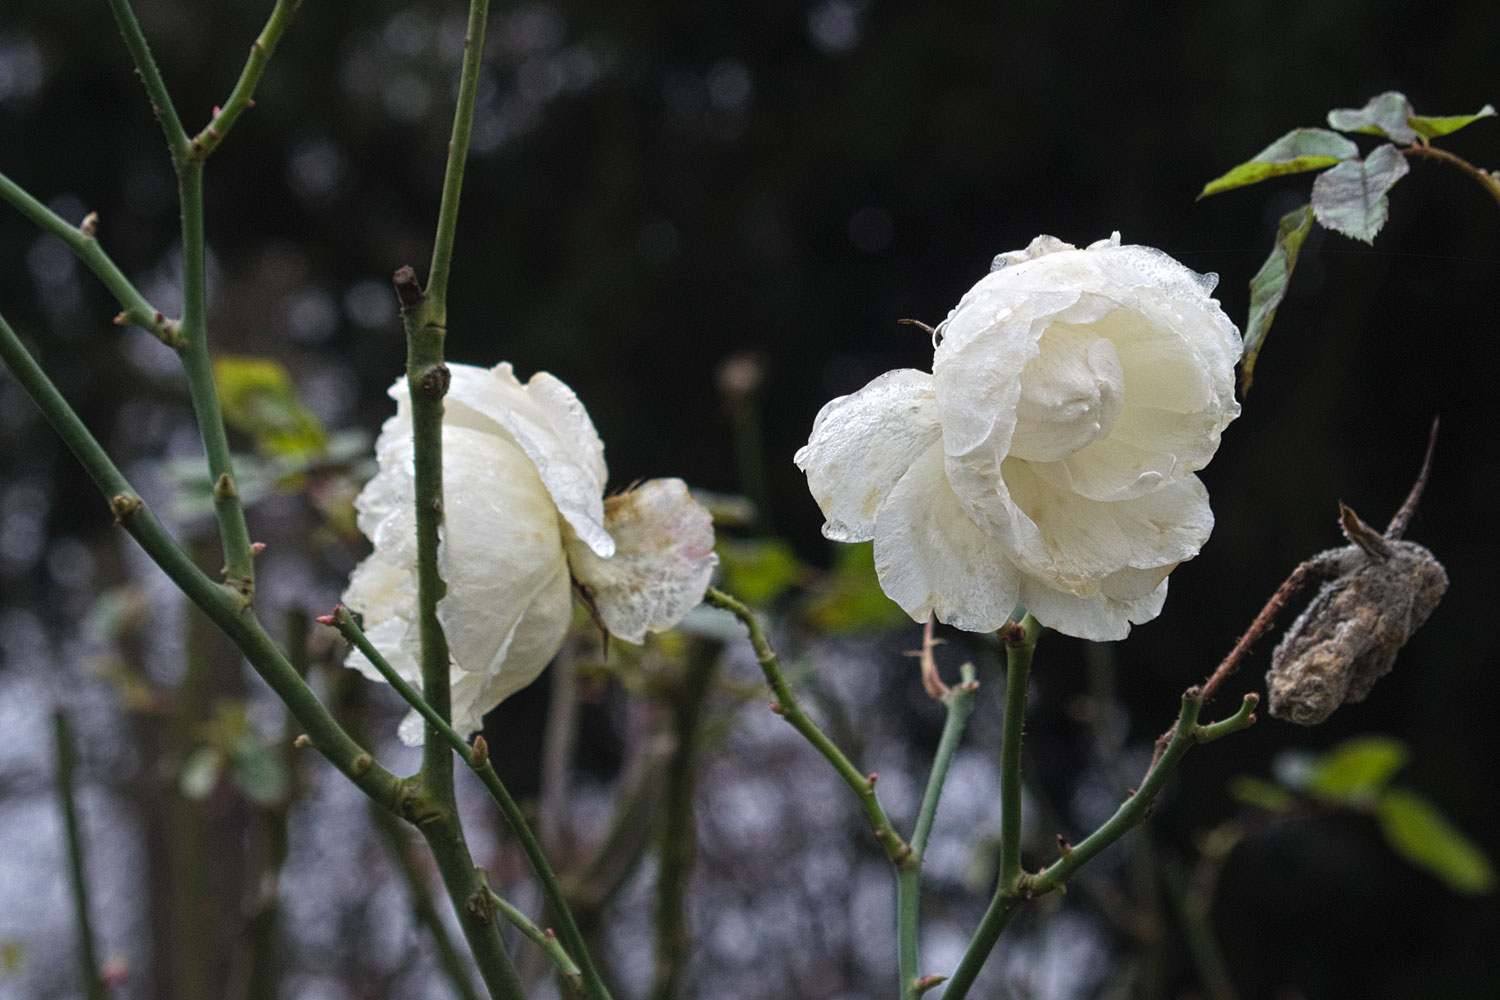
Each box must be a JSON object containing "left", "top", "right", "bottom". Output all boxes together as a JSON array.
[
  {"left": 873, "top": 442, "right": 1021, "bottom": 632},
  {"left": 1019, "top": 572, "right": 1169, "bottom": 642},
  {"left": 794, "top": 369, "right": 943, "bottom": 542},
  {"left": 992, "top": 458, "right": 1214, "bottom": 590},
  {"left": 399, "top": 363, "right": 616, "bottom": 558},
  {"left": 565, "top": 478, "right": 717, "bottom": 642},
  {"left": 439, "top": 441, "right": 571, "bottom": 682}
]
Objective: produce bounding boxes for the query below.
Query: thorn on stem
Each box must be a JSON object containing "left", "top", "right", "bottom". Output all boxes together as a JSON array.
[
  {"left": 109, "top": 493, "right": 142, "bottom": 521},
  {"left": 293, "top": 734, "right": 312, "bottom": 748},
  {"left": 769, "top": 700, "right": 783, "bottom": 715},
  {"left": 315, "top": 613, "right": 336, "bottom": 626},
  {"left": 250, "top": 541, "right": 266, "bottom": 555},
  {"left": 866, "top": 772, "right": 879, "bottom": 790},
  {"left": 112, "top": 312, "right": 129, "bottom": 326},
  {"left": 352, "top": 753, "right": 373, "bottom": 776},
  {"left": 1056, "top": 835, "right": 1073, "bottom": 857},
  {"left": 79, "top": 212, "right": 99, "bottom": 237},
  {"left": 913, "top": 974, "right": 948, "bottom": 995},
  {"left": 469, "top": 735, "right": 489, "bottom": 767},
  {"left": 544, "top": 927, "right": 557, "bottom": 939}
]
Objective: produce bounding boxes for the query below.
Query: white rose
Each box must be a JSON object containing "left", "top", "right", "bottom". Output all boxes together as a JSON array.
[
  {"left": 344, "top": 362, "right": 718, "bottom": 743},
  {"left": 795, "top": 234, "right": 1241, "bottom": 641}
]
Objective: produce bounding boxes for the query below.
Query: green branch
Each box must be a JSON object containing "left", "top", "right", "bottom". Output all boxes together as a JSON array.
[
  {"left": 327, "top": 607, "right": 614, "bottom": 1000},
  {"left": 52, "top": 710, "right": 106, "bottom": 1000},
  {"left": 490, "top": 892, "right": 586, "bottom": 996},
  {"left": 103, "top": 0, "right": 189, "bottom": 159},
  {"left": 425, "top": 0, "right": 492, "bottom": 311},
  {"left": 898, "top": 663, "right": 978, "bottom": 1000},
  {"left": 939, "top": 617, "right": 1040, "bottom": 1000},
  {"left": 0, "top": 308, "right": 402, "bottom": 810},
  {"left": 0, "top": 172, "right": 178, "bottom": 345},
  {"left": 189, "top": 0, "right": 304, "bottom": 160},
  {"left": 704, "top": 588, "right": 912, "bottom": 864}
]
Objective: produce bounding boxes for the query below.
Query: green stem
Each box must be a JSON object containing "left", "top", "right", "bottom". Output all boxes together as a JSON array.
[
  {"left": 52, "top": 710, "right": 107, "bottom": 1000},
  {"left": 329, "top": 607, "right": 613, "bottom": 1000},
  {"left": 425, "top": 0, "right": 492, "bottom": 311},
  {"left": 898, "top": 664, "right": 978, "bottom": 1000},
  {"left": 0, "top": 308, "right": 401, "bottom": 810},
  {"left": 0, "top": 171, "right": 177, "bottom": 345},
  {"left": 102, "top": 0, "right": 190, "bottom": 158},
  {"left": 649, "top": 640, "right": 721, "bottom": 1000},
  {"left": 373, "top": 809, "right": 485, "bottom": 1000},
  {"left": 704, "top": 588, "right": 912, "bottom": 864},
  {"left": 1404, "top": 143, "right": 1500, "bottom": 212},
  {"left": 189, "top": 0, "right": 304, "bottom": 160},
  {"left": 1030, "top": 693, "right": 1256, "bottom": 896},
  {"left": 395, "top": 267, "right": 456, "bottom": 798},
  {"left": 175, "top": 162, "right": 257, "bottom": 600},
  {"left": 941, "top": 616, "right": 1040, "bottom": 1000},
  {"left": 998, "top": 616, "right": 1039, "bottom": 886},
  {"left": 489, "top": 892, "right": 586, "bottom": 994}
]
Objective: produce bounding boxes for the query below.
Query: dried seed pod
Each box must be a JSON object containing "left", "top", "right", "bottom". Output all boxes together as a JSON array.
[{"left": 1266, "top": 434, "right": 1448, "bottom": 726}]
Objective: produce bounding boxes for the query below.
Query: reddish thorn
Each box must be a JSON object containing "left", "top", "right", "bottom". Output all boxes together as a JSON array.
[
  {"left": 315, "top": 614, "right": 336, "bottom": 626},
  {"left": 208, "top": 127, "right": 219, "bottom": 138},
  {"left": 247, "top": 98, "right": 256, "bottom": 107},
  {"left": 212, "top": 105, "right": 221, "bottom": 116},
  {"left": 544, "top": 928, "right": 557, "bottom": 938},
  {"left": 769, "top": 701, "right": 781, "bottom": 713},
  {"left": 867, "top": 772, "right": 879, "bottom": 787},
  {"left": 113, "top": 312, "right": 128, "bottom": 325},
  {"left": 250, "top": 541, "right": 266, "bottom": 554},
  {"left": 153, "top": 311, "right": 165, "bottom": 324}
]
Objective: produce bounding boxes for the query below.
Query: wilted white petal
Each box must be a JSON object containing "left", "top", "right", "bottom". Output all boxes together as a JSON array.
[
  {"left": 873, "top": 443, "right": 1021, "bottom": 632},
  {"left": 794, "top": 369, "right": 942, "bottom": 542},
  {"left": 434, "top": 425, "right": 572, "bottom": 676},
  {"left": 1018, "top": 573, "right": 1169, "bottom": 642},
  {"left": 428, "top": 363, "right": 614, "bottom": 558},
  {"left": 565, "top": 478, "right": 717, "bottom": 642}
]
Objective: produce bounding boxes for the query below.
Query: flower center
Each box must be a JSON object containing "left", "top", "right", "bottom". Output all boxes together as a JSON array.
[{"left": 1007, "top": 322, "right": 1125, "bottom": 463}]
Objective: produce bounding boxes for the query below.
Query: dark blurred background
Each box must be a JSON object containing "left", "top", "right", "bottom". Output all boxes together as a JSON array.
[{"left": 1, "top": 1, "right": 1498, "bottom": 998}]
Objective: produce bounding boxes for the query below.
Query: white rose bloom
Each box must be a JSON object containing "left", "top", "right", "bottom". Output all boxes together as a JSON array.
[
  {"left": 795, "top": 234, "right": 1241, "bottom": 641},
  {"left": 344, "top": 362, "right": 718, "bottom": 743}
]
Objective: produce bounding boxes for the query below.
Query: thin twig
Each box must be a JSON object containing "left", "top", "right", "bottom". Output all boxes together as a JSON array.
[
  {"left": 1385, "top": 416, "right": 1439, "bottom": 540},
  {"left": 52, "top": 710, "right": 107, "bottom": 1000},
  {"left": 704, "top": 588, "right": 913, "bottom": 865},
  {"left": 189, "top": 0, "right": 304, "bottom": 159},
  {"left": 1404, "top": 144, "right": 1500, "bottom": 212}
]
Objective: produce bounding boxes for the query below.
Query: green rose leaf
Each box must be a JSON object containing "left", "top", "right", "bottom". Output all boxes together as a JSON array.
[
  {"left": 1310, "top": 143, "right": 1410, "bottom": 244},
  {"left": 180, "top": 746, "right": 223, "bottom": 800},
  {"left": 1377, "top": 788, "right": 1496, "bottom": 894},
  {"left": 213, "top": 355, "right": 328, "bottom": 460},
  {"left": 1327, "top": 91, "right": 1419, "bottom": 144},
  {"left": 1240, "top": 203, "right": 1314, "bottom": 395},
  {"left": 1408, "top": 104, "right": 1497, "bottom": 140},
  {"left": 1199, "top": 128, "right": 1360, "bottom": 199},
  {"left": 1306, "top": 734, "right": 1409, "bottom": 803}
]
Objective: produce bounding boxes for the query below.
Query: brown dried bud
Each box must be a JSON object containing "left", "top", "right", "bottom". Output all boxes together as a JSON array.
[{"left": 1267, "top": 509, "right": 1447, "bottom": 726}]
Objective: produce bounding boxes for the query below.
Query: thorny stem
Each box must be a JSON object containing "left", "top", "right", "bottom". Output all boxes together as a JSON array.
[
  {"left": 489, "top": 893, "right": 586, "bottom": 995},
  {"left": 327, "top": 608, "right": 614, "bottom": 1000},
  {"left": 898, "top": 662, "right": 978, "bottom": 1000},
  {"left": 0, "top": 308, "right": 403, "bottom": 811},
  {"left": 103, "top": 0, "right": 190, "bottom": 158},
  {"left": 189, "top": 0, "right": 304, "bottom": 159},
  {"left": 943, "top": 688, "right": 1257, "bottom": 1000},
  {"left": 1404, "top": 143, "right": 1500, "bottom": 212},
  {"left": 704, "top": 588, "right": 913, "bottom": 865},
  {"left": 52, "top": 710, "right": 107, "bottom": 1000},
  {"left": 425, "top": 0, "right": 492, "bottom": 310},
  {"left": 997, "top": 616, "right": 1040, "bottom": 888},
  {"left": 106, "top": 0, "right": 258, "bottom": 597},
  {"left": 0, "top": 172, "right": 178, "bottom": 345}
]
